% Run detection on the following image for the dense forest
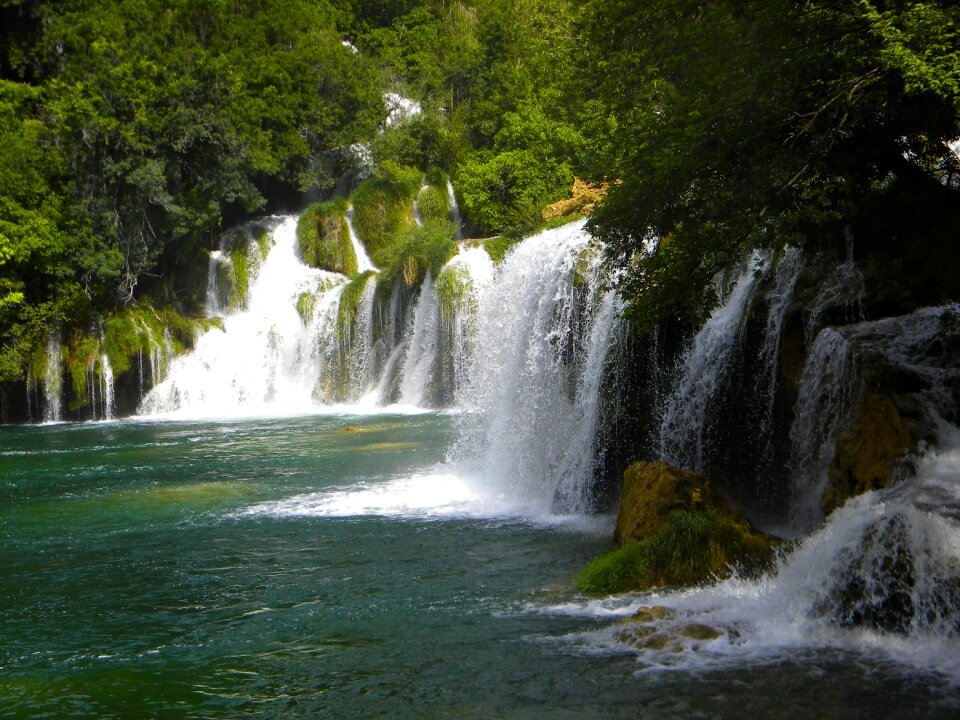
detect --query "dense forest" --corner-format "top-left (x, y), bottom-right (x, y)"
top-left (2, 0), bottom-right (959, 384)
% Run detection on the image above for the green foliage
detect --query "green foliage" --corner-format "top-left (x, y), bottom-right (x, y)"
top-left (482, 236), bottom-right (520, 265)
top-left (576, 509), bottom-right (774, 595)
top-left (433, 264), bottom-right (472, 320)
top-left (376, 219), bottom-right (458, 296)
top-left (457, 149), bottom-right (572, 233)
top-left (350, 165), bottom-right (420, 264)
top-left (417, 184), bottom-right (449, 224)
top-left (297, 200), bottom-right (357, 275)
top-left (583, 0), bottom-right (960, 330)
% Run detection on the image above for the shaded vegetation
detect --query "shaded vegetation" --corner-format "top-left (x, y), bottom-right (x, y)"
top-left (297, 200), bottom-right (357, 275)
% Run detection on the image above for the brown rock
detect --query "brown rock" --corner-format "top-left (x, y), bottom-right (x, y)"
top-left (614, 461), bottom-right (744, 547)
top-left (541, 178), bottom-right (610, 221)
top-left (822, 393), bottom-right (913, 515)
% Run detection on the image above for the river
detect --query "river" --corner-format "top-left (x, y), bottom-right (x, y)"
top-left (2, 414), bottom-right (958, 719)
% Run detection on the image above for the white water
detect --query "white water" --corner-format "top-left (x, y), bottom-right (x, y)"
top-left (658, 251), bottom-right (767, 470)
top-left (539, 439), bottom-right (960, 680)
top-left (756, 247), bottom-right (804, 428)
top-left (789, 327), bottom-right (859, 531)
top-left (100, 353), bottom-right (115, 421)
top-left (346, 206), bottom-right (376, 272)
top-left (43, 333), bottom-right (62, 423)
top-left (141, 217), bottom-right (346, 417)
top-left (451, 220), bottom-right (623, 515)
top-left (447, 180), bottom-right (463, 239)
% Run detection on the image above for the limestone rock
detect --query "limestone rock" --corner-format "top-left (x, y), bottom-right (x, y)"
top-left (614, 461), bottom-right (742, 547)
top-left (541, 178), bottom-right (609, 221)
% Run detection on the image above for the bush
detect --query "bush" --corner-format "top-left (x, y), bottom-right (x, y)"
top-left (456, 149), bottom-right (572, 234)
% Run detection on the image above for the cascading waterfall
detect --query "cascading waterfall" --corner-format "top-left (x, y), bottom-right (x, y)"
top-left (447, 180), bottom-right (463, 239)
top-left (100, 352), bottom-right (115, 421)
top-left (451, 220), bottom-right (623, 514)
top-left (43, 333), bottom-right (62, 423)
top-left (658, 251), bottom-right (767, 470)
top-left (789, 327), bottom-right (859, 531)
top-left (756, 247), bottom-right (804, 429)
top-left (141, 217), bottom-right (345, 416)
top-left (346, 206), bottom-right (376, 272)
top-left (397, 271), bottom-right (442, 407)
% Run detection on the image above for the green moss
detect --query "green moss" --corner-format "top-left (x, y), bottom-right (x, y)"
top-left (577, 509), bottom-right (775, 595)
top-left (483, 235), bottom-right (521, 264)
top-left (255, 229), bottom-right (271, 261)
top-left (296, 199), bottom-right (357, 275)
top-left (64, 334), bottom-right (99, 406)
top-left (350, 166), bottom-right (420, 265)
top-left (296, 292), bottom-right (316, 323)
top-left (230, 246), bottom-right (249, 307)
top-left (425, 166), bottom-right (448, 188)
top-left (434, 264), bottom-right (472, 320)
top-left (376, 219), bottom-right (458, 298)
top-left (337, 271), bottom-right (376, 341)
top-left (417, 184), bottom-right (449, 224)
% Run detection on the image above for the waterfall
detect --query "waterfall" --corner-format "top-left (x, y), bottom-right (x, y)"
top-left (789, 328), bottom-right (859, 530)
top-left (658, 252), bottom-right (767, 470)
top-left (756, 247), bottom-right (804, 428)
top-left (43, 333), bottom-right (62, 423)
top-left (205, 250), bottom-right (223, 317)
top-left (100, 352), bottom-right (115, 420)
top-left (452, 220), bottom-right (623, 514)
top-left (398, 271), bottom-right (441, 406)
top-left (346, 206), bottom-right (377, 272)
top-left (140, 217), bottom-right (345, 416)
top-left (805, 231), bottom-right (865, 344)
top-left (447, 180), bottom-right (463, 240)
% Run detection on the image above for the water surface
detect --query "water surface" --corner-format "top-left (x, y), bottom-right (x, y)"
top-left (1, 416), bottom-right (956, 718)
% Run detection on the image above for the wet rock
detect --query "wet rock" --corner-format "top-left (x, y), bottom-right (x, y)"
top-left (822, 393), bottom-right (913, 515)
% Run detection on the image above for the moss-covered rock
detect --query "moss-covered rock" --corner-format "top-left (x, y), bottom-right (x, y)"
top-left (434, 263), bottom-right (473, 320)
top-left (578, 461), bottom-right (776, 595)
top-left (417, 183), bottom-right (449, 224)
top-left (351, 163), bottom-right (420, 266)
top-left (297, 200), bottom-right (357, 275)
top-left (822, 392), bottom-right (916, 515)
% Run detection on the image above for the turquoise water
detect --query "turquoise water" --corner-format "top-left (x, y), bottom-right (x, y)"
top-left (2, 415), bottom-right (958, 719)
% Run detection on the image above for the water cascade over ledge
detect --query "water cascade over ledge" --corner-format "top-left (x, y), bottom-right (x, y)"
top-left (139, 215), bottom-right (622, 514)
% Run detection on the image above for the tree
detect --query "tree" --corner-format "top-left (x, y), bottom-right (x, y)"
top-left (582, 0), bottom-right (960, 328)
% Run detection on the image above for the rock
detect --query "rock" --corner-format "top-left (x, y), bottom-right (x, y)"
top-left (541, 178), bottom-right (610, 221)
top-left (822, 393), bottom-right (914, 515)
top-left (614, 461), bottom-right (743, 547)
top-left (578, 462), bottom-right (777, 594)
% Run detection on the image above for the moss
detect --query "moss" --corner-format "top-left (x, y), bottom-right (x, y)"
top-left (337, 271), bottom-right (376, 342)
top-left (296, 199), bottom-right (357, 275)
top-left (434, 263), bottom-right (473, 320)
top-left (255, 229), bottom-right (271, 261)
top-left (417, 184), bottom-right (449, 224)
top-left (64, 333), bottom-right (100, 407)
top-left (577, 509), bottom-right (775, 595)
top-left (350, 166), bottom-right (420, 265)
top-left (375, 219), bottom-right (458, 299)
top-left (296, 292), bottom-right (316, 323)
top-left (483, 235), bottom-right (522, 264)
top-left (230, 246), bottom-right (249, 307)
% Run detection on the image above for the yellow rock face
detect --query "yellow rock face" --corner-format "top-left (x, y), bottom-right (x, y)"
top-left (541, 178), bottom-right (610, 221)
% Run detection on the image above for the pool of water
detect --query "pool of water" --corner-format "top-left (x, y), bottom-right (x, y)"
top-left (1, 415), bottom-right (957, 718)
